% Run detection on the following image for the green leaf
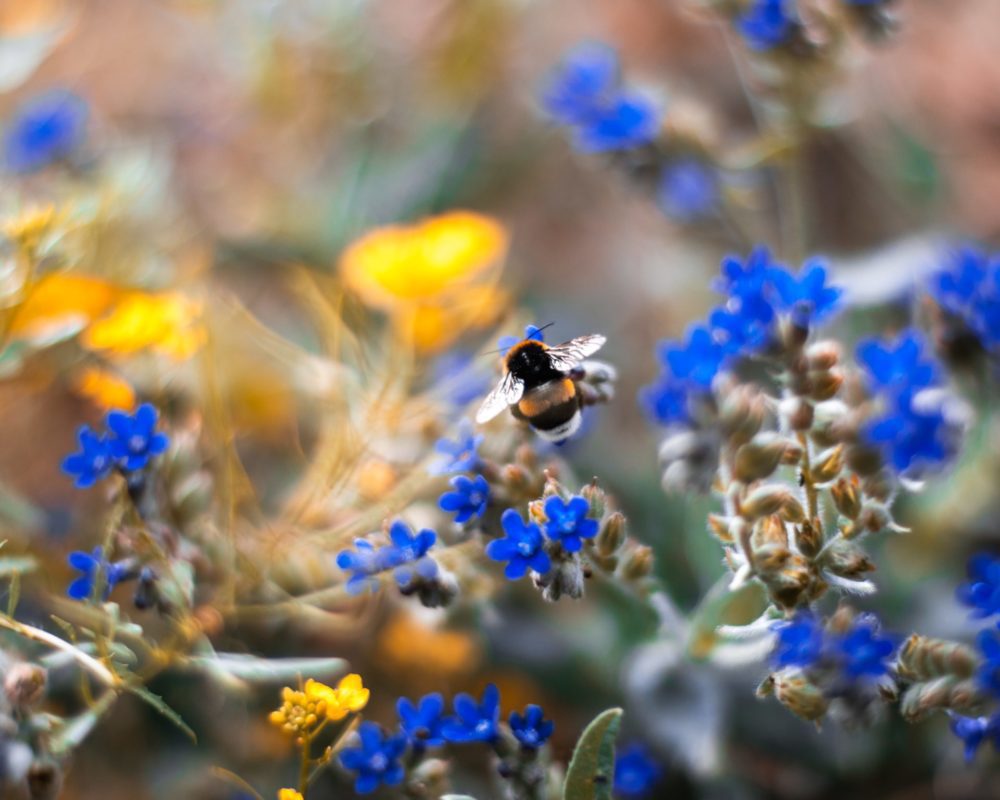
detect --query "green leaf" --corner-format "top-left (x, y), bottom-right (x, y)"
top-left (563, 707), bottom-right (623, 800)
top-left (127, 684), bottom-right (197, 743)
top-left (686, 577), bottom-right (768, 660)
top-left (48, 694), bottom-right (116, 756)
top-left (187, 654), bottom-right (348, 687)
top-left (6, 572), bottom-right (19, 617)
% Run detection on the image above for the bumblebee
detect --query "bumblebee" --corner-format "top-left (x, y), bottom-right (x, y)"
top-left (475, 332), bottom-right (615, 442)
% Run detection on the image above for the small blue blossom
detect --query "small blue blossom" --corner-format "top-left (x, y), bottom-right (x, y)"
top-left (5, 89), bottom-right (88, 172)
top-left (485, 509), bottom-right (551, 580)
top-left (857, 331), bottom-right (939, 394)
top-left (61, 426), bottom-right (114, 489)
top-left (508, 705), bottom-right (554, 749)
top-left (383, 520), bottom-right (438, 588)
top-left (66, 547), bottom-right (128, 601)
top-left (542, 495), bottom-right (598, 553)
top-left (865, 388), bottom-right (952, 473)
top-left (833, 614), bottom-right (897, 680)
top-left (931, 246), bottom-right (990, 315)
top-left (397, 693), bottom-right (447, 748)
top-left (542, 43), bottom-right (659, 153)
top-left (767, 261), bottom-right (842, 326)
top-left (658, 158), bottom-right (719, 222)
top-left (770, 613), bottom-right (825, 669)
top-left (976, 628), bottom-right (1000, 697)
top-left (336, 540), bottom-right (383, 594)
top-left (738, 0), bottom-right (797, 52)
top-left (949, 713), bottom-right (1000, 763)
top-left (338, 721), bottom-right (407, 795)
top-left (430, 419), bottom-right (483, 475)
top-left (638, 373), bottom-right (691, 426)
top-left (660, 325), bottom-right (728, 389)
top-left (439, 474), bottom-right (490, 523)
top-left (106, 403), bottom-right (169, 472)
top-left (613, 743), bottom-right (663, 798)
top-left (432, 351), bottom-right (494, 407)
top-left (957, 553), bottom-right (1000, 620)
top-left (498, 324), bottom-right (546, 357)
top-left (442, 683), bottom-right (500, 743)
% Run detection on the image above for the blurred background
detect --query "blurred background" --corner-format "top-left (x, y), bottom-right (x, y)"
top-left (2, 0), bottom-right (1000, 798)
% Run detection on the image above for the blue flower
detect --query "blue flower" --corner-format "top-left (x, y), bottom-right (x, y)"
top-left (67, 547), bottom-right (128, 601)
top-left (336, 540), bottom-right (383, 594)
top-left (498, 324), bottom-right (546, 357)
top-left (384, 521), bottom-right (439, 589)
top-left (833, 614), bottom-right (897, 680)
top-left (338, 721), bottom-right (407, 794)
top-left (397, 693), bottom-right (447, 748)
top-left (439, 474), bottom-right (490, 523)
top-left (856, 331), bottom-right (939, 394)
top-left (5, 89), bottom-right (88, 172)
top-left (767, 261), bottom-right (842, 325)
top-left (949, 713), bottom-right (1000, 763)
top-left (432, 351), bottom-right (494, 407)
top-left (638, 373), bottom-right (691, 426)
top-left (770, 613), bottom-right (825, 669)
top-left (508, 705), bottom-right (554, 749)
top-left (976, 628), bottom-right (1000, 697)
top-left (542, 44), bottom-right (659, 153)
top-left (865, 388), bottom-right (951, 473)
top-left (931, 246), bottom-right (990, 315)
top-left (738, 0), bottom-right (797, 52)
top-left (485, 509), bottom-right (551, 580)
top-left (61, 425), bottom-right (114, 489)
top-left (660, 325), bottom-right (728, 389)
top-left (542, 495), bottom-right (598, 553)
top-left (105, 403), bottom-right (169, 472)
top-left (442, 683), bottom-right (500, 743)
top-left (957, 553), bottom-right (1000, 620)
top-left (613, 743), bottom-right (662, 798)
top-left (430, 420), bottom-right (483, 475)
top-left (658, 159), bottom-right (718, 222)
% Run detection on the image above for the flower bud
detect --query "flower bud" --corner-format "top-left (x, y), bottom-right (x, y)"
top-left (809, 369), bottom-right (843, 402)
top-left (741, 485), bottom-right (797, 520)
top-left (774, 673), bottom-right (829, 721)
top-left (795, 519), bottom-right (823, 558)
top-left (861, 470), bottom-right (894, 503)
top-left (809, 445), bottom-right (843, 484)
top-left (753, 543), bottom-right (791, 574)
top-left (858, 504), bottom-right (890, 535)
top-left (845, 444), bottom-right (883, 476)
top-left (756, 514), bottom-right (789, 548)
top-left (596, 512), bottom-right (626, 556)
top-left (515, 444), bottom-right (538, 469)
top-left (733, 434), bottom-right (788, 483)
top-left (707, 513), bottom-right (733, 543)
top-left (3, 663), bottom-right (46, 709)
top-left (830, 476), bottom-right (861, 519)
top-left (897, 635), bottom-right (977, 681)
top-left (501, 464), bottom-right (531, 494)
top-left (822, 540), bottom-right (875, 579)
top-left (806, 341), bottom-right (841, 371)
top-left (620, 545), bottom-right (654, 582)
top-left (719, 386), bottom-right (766, 446)
top-left (579, 482), bottom-right (606, 520)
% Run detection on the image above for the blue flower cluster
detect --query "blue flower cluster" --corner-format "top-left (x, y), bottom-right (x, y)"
top-left (857, 331), bottom-right (955, 473)
top-left (641, 247), bottom-right (842, 425)
top-left (485, 496), bottom-right (598, 580)
top-left (614, 743), bottom-right (663, 798)
top-left (4, 89), bottom-right (88, 172)
top-left (541, 43), bottom-right (659, 153)
top-left (339, 685), bottom-right (554, 794)
top-left (430, 419), bottom-right (483, 475)
top-left (66, 546), bottom-right (129, 601)
top-left (950, 713), bottom-right (1000, 763)
top-left (738, 0), bottom-right (798, 52)
top-left (770, 612), bottom-right (897, 681)
top-left (336, 521), bottom-right (437, 594)
top-left (61, 404), bottom-right (170, 489)
top-left (929, 245), bottom-right (1000, 349)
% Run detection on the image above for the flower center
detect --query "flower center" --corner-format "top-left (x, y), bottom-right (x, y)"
top-left (370, 752), bottom-right (388, 772)
top-left (516, 541), bottom-right (534, 556)
top-left (475, 719), bottom-right (492, 735)
top-left (129, 434), bottom-right (146, 453)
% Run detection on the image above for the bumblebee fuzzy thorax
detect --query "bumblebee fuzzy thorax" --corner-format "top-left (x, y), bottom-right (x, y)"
top-left (504, 340), bottom-right (562, 389)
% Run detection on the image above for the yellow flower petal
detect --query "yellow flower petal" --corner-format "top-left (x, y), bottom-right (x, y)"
top-left (82, 291), bottom-right (204, 361)
top-left (278, 790), bottom-right (304, 800)
top-left (8, 273), bottom-right (119, 340)
top-left (72, 367), bottom-right (136, 411)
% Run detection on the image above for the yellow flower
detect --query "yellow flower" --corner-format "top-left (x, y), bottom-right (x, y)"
top-left (339, 211), bottom-right (509, 353)
top-left (329, 673), bottom-right (370, 719)
top-left (278, 790), bottom-right (303, 800)
top-left (8, 273), bottom-right (119, 341)
top-left (82, 291), bottom-right (205, 360)
top-left (72, 367), bottom-right (136, 411)
top-left (268, 674), bottom-right (369, 736)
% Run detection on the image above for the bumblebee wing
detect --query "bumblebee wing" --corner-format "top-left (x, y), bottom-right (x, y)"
top-left (475, 370), bottom-right (525, 423)
top-left (545, 334), bottom-right (607, 372)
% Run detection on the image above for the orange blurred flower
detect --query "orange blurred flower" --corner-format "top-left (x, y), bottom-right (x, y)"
top-left (7, 273), bottom-right (119, 341)
top-left (82, 291), bottom-right (205, 360)
top-left (72, 367), bottom-right (136, 411)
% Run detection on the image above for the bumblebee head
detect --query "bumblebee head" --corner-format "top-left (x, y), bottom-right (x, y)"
top-left (504, 339), bottom-right (559, 384)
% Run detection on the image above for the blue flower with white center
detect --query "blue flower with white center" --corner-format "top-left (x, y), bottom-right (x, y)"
top-left (106, 403), bottom-right (169, 472)
top-left (542, 495), bottom-right (598, 553)
top-left (613, 743), bottom-right (663, 798)
top-left (397, 693), bottom-right (447, 748)
top-left (638, 373), bottom-right (691, 426)
top-left (336, 540), bottom-right (382, 594)
top-left (957, 553), bottom-right (1000, 620)
top-left (949, 713), bottom-right (1000, 763)
top-left (5, 89), bottom-right (88, 173)
top-left (439, 474), bottom-right (490, 523)
top-left (441, 683), bottom-right (500, 743)
top-left (738, 0), bottom-right (797, 52)
top-left (497, 324), bottom-right (546, 357)
top-left (660, 325), bottom-right (728, 389)
top-left (61, 425), bottom-right (114, 489)
top-left (430, 419), bottom-right (483, 475)
top-left (976, 628), bottom-right (1000, 696)
top-left (857, 331), bottom-right (939, 394)
top-left (485, 508), bottom-right (551, 580)
top-left (338, 721), bottom-right (407, 795)
top-left (658, 158), bottom-right (719, 222)
top-left (509, 705), bottom-right (554, 749)
top-left (865, 388), bottom-right (952, 473)
top-left (66, 547), bottom-right (128, 601)
top-left (767, 261), bottom-right (842, 326)
top-left (833, 614), bottom-right (897, 680)
top-left (770, 613), bottom-right (825, 669)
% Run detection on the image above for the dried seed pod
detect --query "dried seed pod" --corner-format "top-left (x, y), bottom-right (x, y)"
top-left (795, 518), bottom-right (823, 559)
top-left (809, 369), bottom-right (843, 402)
top-left (596, 512), bottom-right (626, 556)
top-left (718, 385), bottom-right (766, 446)
top-left (707, 513), bottom-right (734, 543)
top-left (821, 540), bottom-right (875, 579)
top-left (774, 673), bottom-right (829, 721)
top-left (741, 485), bottom-right (797, 520)
top-left (830, 476), bottom-right (862, 519)
top-left (809, 445), bottom-right (844, 484)
top-left (733, 434), bottom-right (789, 483)
top-left (896, 635), bottom-right (977, 681)
top-left (619, 544), bottom-right (654, 582)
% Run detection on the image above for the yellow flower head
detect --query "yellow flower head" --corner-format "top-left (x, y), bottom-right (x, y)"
top-left (72, 367), bottom-right (136, 411)
top-left (268, 674), bottom-right (369, 737)
top-left (8, 273), bottom-right (119, 341)
top-left (330, 672), bottom-right (370, 718)
top-left (82, 291), bottom-right (205, 361)
top-left (278, 790), bottom-right (303, 800)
